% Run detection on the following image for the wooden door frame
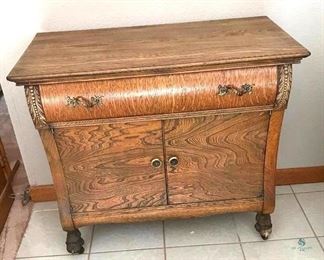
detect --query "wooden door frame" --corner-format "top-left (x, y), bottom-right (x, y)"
top-left (0, 138), bottom-right (20, 233)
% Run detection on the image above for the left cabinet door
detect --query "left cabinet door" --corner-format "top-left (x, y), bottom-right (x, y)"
top-left (54, 121), bottom-right (166, 213)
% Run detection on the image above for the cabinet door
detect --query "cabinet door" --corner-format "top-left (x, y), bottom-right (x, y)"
top-left (55, 121), bottom-right (166, 213)
top-left (164, 112), bottom-right (269, 204)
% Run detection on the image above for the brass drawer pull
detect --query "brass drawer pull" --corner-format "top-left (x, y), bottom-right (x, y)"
top-left (218, 84), bottom-right (253, 96)
top-left (151, 158), bottom-right (162, 168)
top-left (168, 156), bottom-right (179, 167)
top-left (66, 95), bottom-right (103, 108)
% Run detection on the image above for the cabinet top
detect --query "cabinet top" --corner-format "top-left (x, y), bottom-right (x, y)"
top-left (7, 16), bottom-right (309, 86)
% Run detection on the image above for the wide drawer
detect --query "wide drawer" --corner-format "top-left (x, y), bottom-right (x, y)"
top-left (40, 66), bottom-right (277, 123)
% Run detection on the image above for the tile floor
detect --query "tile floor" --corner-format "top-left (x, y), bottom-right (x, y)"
top-left (15, 183), bottom-right (324, 260)
top-left (0, 96), bottom-right (32, 260)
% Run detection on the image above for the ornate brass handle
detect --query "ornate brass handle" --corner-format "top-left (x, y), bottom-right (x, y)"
top-left (168, 156), bottom-right (179, 167)
top-left (66, 95), bottom-right (103, 108)
top-left (218, 84), bottom-right (253, 96)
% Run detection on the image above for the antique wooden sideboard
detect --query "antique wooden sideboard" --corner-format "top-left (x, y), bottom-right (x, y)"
top-left (7, 17), bottom-right (309, 254)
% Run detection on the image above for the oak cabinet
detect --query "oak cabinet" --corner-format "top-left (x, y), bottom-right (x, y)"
top-left (7, 16), bottom-right (309, 254)
top-left (165, 112), bottom-right (268, 205)
top-left (55, 121), bottom-right (167, 212)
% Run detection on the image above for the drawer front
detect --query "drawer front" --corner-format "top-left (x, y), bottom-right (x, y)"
top-left (40, 67), bottom-right (277, 123)
top-left (54, 121), bottom-right (166, 213)
top-left (164, 112), bottom-right (269, 204)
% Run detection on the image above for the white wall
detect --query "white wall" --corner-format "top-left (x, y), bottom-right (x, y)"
top-left (0, 0), bottom-right (323, 185)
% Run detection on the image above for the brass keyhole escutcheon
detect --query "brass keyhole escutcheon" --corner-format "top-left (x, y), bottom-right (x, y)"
top-left (169, 156), bottom-right (179, 167)
top-left (151, 158), bottom-right (162, 168)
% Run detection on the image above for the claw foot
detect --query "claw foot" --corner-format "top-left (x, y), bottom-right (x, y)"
top-left (255, 213), bottom-right (272, 240)
top-left (66, 229), bottom-right (85, 254)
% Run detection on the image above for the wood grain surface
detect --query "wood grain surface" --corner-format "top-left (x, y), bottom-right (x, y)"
top-left (49, 105), bottom-right (274, 129)
top-left (29, 184), bottom-right (57, 202)
top-left (276, 166), bottom-right (324, 185)
top-left (40, 67), bottom-right (277, 122)
top-left (28, 164), bottom-right (324, 203)
top-left (7, 17), bottom-right (309, 85)
top-left (72, 197), bottom-right (263, 227)
top-left (263, 110), bottom-right (284, 214)
top-left (54, 121), bottom-right (166, 213)
top-left (39, 129), bottom-right (75, 231)
top-left (164, 112), bottom-right (269, 204)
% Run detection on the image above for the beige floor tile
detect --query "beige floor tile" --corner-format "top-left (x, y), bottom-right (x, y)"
top-left (91, 222), bottom-right (163, 253)
top-left (242, 238), bottom-right (324, 260)
top-left (164, 214), bottom-right (238, 247)
top-left (0, 165), bottom-right (32, 260)
top-left (16, 255), bottom-right (88, 260)
top-left (276, 185), bottom-right (293, 194)
top-left (166, 244), bottom-right (244, 260)
top-left (33, 201), bottom-right (58, 212)
top-left (296, 191), bottom-right (324, 236)
top-left (291, 182), bottom-right (324, 193)
top-left (0, 99), bottom-right (22, 163)
top-left (234, 194), bottom-right (314, 242)
top-left (16, 210), bottom-right (92, 257)
top-left (90, 249), bottom-right (164, 260)
top-left (0, 97), bottom-right (8, 114)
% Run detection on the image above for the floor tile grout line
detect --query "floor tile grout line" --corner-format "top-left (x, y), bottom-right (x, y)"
top-left (240, 236), bottom-right (316, 245)
top-left (237, 230), bottom-right (247, 260)
top-left (16, 253), bottom-right (89, 259)
top-left (88, 236), bottom-right (319, 254)
top-left (293, 190), bottom-right (324, 194)
top-left (239, 242), bottom-right (246, 260)
top-left (32, 208), bottom-right (59, 213)
top-left (232, 214), bottom-right (246, 260)
top-left (293, 191), bottom-right (324, 252)
top-left (162, 221), bottom-right (167, 260)
top-left (16, 248), bottom-right (166, 259)
top-left (290, 183), bottom-right (324, 194)
top-left (166, 241), bottom-right (243, 249)
top-left (89, 247), bottom-right (165, 255)
top-left (18, 236), bottom-right (322, 259)
top-left (164, 236), bottom-right (317, 249)
top-left (87, 225), bottom-right (95, 259)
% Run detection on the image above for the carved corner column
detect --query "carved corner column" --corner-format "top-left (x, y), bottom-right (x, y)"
top-left (24, 85), bottom-right (76, 232)
top-left (275, 64), bottom-right (292, 110)
top-left (25, 86), bottom-right (47, 128)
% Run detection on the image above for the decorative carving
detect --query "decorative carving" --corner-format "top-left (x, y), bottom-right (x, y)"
top-left (275, 64), bottom-right (292, 109)
top-left (25, 86), bottom-right (47, 128)
top-left (255, 213), bottom-right (272, 240)
top-left (218, 84), bottom-right (253, 96)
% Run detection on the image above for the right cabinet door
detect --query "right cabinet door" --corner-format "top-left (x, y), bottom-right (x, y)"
top-left (164, 111), bottom-right (270, 204)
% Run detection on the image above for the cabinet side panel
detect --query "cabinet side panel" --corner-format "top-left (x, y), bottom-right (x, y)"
top-left (165, 112), bottom-right (269, 204)
top-left (263, 110), bottom-right (285, 213)
top-left (54, 121), bottom-right (166, 213)
top-left (39, 129), bottom-right (75, 231)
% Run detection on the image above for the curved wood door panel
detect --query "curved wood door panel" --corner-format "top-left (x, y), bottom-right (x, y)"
top-left (164, 112), bottom-right (269, 204)
top-left (54, 121), bottom-right (166, 213)
top-left (40, 67), bottom-right (277, 122)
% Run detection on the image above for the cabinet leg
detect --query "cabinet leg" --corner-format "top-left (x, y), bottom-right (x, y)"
top-left (255, 213), bottom-right (272, 240)
top-left (66, 229), bottom-right (85, 254)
